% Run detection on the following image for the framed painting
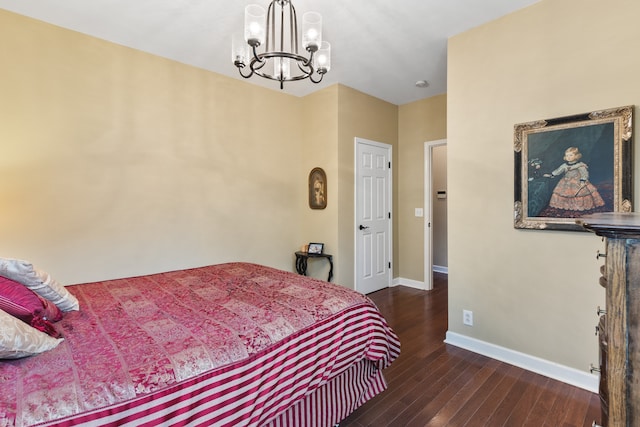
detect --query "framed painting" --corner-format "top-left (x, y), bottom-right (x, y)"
top-left (514, 105), bottom-right (633, 231)
top-left (309, 167), bottom-right (327, 209)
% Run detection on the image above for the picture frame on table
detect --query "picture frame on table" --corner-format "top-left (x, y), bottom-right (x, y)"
top-left (513, 105), bottom-right (633, 231)
top-left (307, 243), bottom-right (324, 254)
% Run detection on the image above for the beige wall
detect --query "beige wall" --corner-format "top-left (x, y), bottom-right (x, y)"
top-left (299, 87), bottom-right (339, 282)
top-left (0, 10), bottom-right (399, 290)
top-left (0, 10), bottom-right (307, 284)
top-left (448, 0), bottom-right (640, 371)
top-left (397, 95), bottom-right (447, 282)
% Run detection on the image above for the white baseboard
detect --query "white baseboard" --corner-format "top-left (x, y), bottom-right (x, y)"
top-left (393, 267), bottom-right (448, 290)
top-left (433, 265), bottom-right (448, 274)
top-left (445, 331), bottom-right (598, 393)
top-left (392, 277), bottom-right (424, 290)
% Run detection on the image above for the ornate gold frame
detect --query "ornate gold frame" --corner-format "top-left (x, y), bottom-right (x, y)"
top-left (514, 105), bottom-right (633, 231)
top-left (308, 167), bottom-right (327, 209)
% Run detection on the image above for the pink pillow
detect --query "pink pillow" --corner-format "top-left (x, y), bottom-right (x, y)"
top-left (0, 257), bottom-right (79, 312)
top-left (0, 276), bottom-right (61, 338)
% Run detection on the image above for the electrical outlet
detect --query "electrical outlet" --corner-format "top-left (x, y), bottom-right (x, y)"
top-left (463, 309), bottom-right (473, 326)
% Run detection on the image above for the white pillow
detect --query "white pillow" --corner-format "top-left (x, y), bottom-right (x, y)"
top-left (0, 308), bottom-right (63, 359)
top-left (0, 258), bottom-right (79, 312)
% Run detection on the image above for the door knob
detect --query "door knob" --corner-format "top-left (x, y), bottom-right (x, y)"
top-left (359, 225), bottom-right (369, 230)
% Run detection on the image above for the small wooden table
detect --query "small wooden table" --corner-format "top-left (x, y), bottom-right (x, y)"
top-left (295, 251), bottom-right (333, 282)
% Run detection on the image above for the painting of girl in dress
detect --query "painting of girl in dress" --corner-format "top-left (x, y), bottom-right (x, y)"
top-left (514, 105), bottom-right (633, 231)
top-left (542, 146), bottom-right (606, 213)
top-left (525, 122), bottom-right (614, 220)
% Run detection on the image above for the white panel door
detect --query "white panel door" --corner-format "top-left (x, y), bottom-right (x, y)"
top-left (355, 138), bottom-right (392, 294)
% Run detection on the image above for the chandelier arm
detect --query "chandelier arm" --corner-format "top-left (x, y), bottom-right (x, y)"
top-left (251, 58), bottom-right (267, 72)
top-left (237, 65), bottom-right (255, 79)
top-left (250, 44), bottom-right (265, 65)
top-left (301, 47), bottom-right (316, 67)
top-left (296, 60), bottom-right (313, 76)
top-left (308, 71), bottom-right (325, 84)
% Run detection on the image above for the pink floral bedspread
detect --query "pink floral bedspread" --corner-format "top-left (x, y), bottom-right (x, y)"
top-left (0, 263), bottom-right (400, 426)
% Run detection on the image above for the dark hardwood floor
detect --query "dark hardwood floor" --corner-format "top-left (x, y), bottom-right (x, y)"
top-left (340, 273), bottom-right (601, 427)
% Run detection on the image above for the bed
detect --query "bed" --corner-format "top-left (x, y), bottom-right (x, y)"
top-left (0, 262), bottom-right (400, 427)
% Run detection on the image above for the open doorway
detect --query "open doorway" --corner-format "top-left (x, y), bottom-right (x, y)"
top-left (424, 140), bottom-right (447, 290)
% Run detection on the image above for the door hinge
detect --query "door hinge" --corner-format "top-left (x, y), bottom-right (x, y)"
top-left (388, 161), bottom-right (391, 169)
top-left (388, 262), bottom-right (391, 269)
top-left (388, 212), bottom-right (391, 219)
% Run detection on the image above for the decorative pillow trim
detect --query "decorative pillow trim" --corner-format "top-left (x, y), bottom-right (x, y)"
top-left (37, 295), bottom-right (64, 322)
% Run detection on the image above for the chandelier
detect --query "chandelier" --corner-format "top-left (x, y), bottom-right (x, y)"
top-left (232, 0), bottom-right (331, 90)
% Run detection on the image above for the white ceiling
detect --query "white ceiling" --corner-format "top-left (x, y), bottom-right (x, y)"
top-left (0, 0), bottom-right (540, 105)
